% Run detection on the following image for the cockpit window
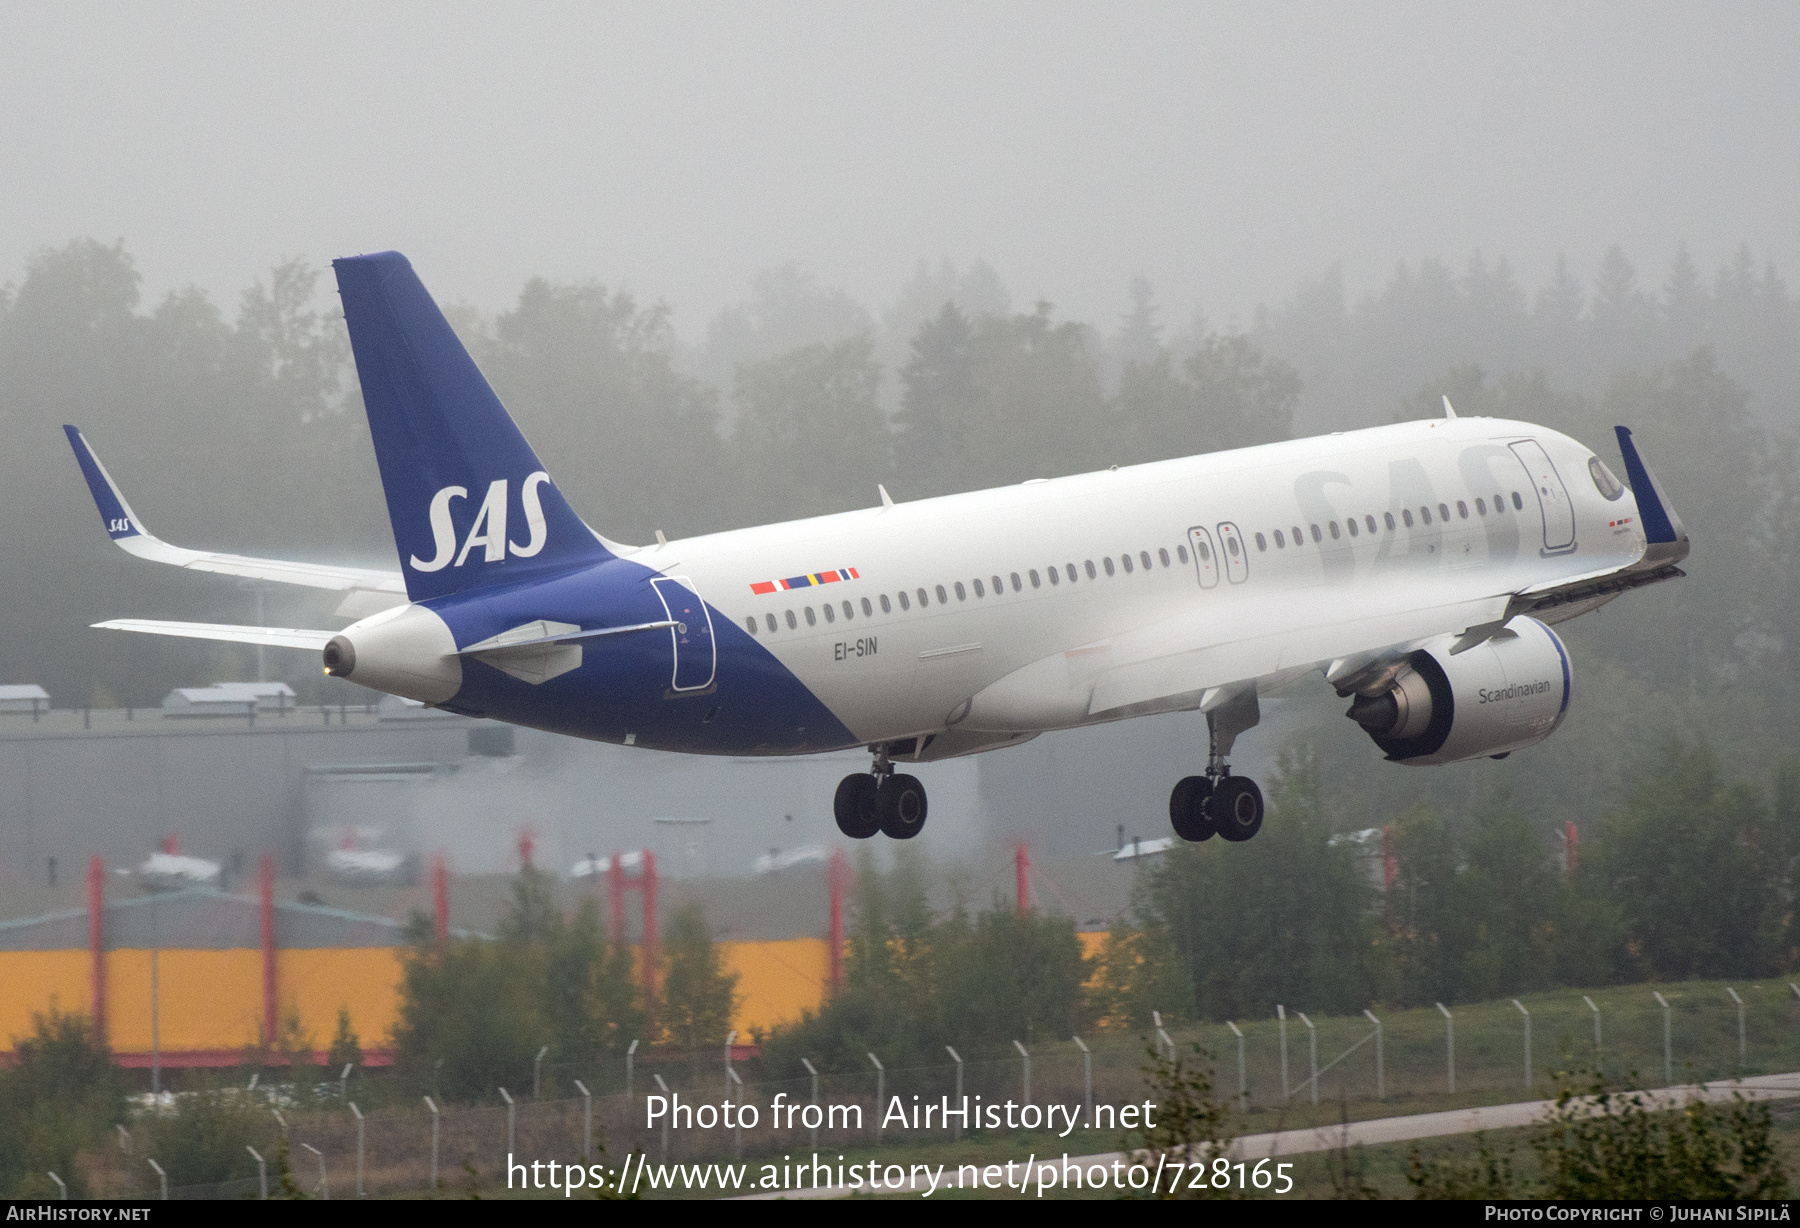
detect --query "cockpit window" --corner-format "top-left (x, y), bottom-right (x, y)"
top-left (1589, 456), bottom-right (1626, 501)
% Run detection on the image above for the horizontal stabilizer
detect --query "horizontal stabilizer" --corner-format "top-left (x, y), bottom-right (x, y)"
top-left (63, 425), bottom-right (406, 595)
top-left (91, 620), bottom-right (337, 650)
top-left (453, 619), bottom-right (678, 657)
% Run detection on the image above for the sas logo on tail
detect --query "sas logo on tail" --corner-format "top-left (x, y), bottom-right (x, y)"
top-left (410, 474), bottom-right (551, 573)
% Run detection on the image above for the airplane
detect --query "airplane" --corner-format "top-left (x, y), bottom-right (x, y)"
top-left (64, 251), bottom-right (1690, 844)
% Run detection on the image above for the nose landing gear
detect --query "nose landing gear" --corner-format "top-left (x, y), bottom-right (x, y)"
top-left (1169, 688), bottom-right (1265, 843)
top-left (834, 744), bottom-right (928, 840)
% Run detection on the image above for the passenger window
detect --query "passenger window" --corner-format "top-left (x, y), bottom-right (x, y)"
top-left (1011, 572), bottom-right (1022, 591)
top-left (1420, 506), bottom-right (1432, 525)
top-left (1457, 500), bottom-right (1468, 519)
top-left (1328, 521), bottom-right (1340, 540)
top-left (1032, 569), bottom-right (1044, 587)
top-left (766, 613), bottom-right (778, 633)
top-left (1347, 518), bottom-right (1359, 537)
top-left (1158, 547), bottom-right (1170, 566)
top-left (1084, 561), bottom-right (1096, 579)
top-left (972, 579), bottom-right (984, 598)
top-left (1365, 515), bottom-right (1377, 534)
top-left (1310, 524), bottom-right (1322, 543)
top-left (1439, 503), bottom-right (1450, 521)
top-left (1066, 563), bottom-right (1078, 583)
top-left (843, 600), bottom-right (854, 619)
top-left (1512, 491), bottom-right (1524, 510)
top-left (937, 585), bottom-right (950, 604)
top-left (1177, 545), bottom-right (1189, 564)
top-left (992, 575), bottom-right (1004, 594)
top-left (917, 588), bottom-right (930, 607)
top-left (1228, 536), bottom-right (1241, 556)
top-left (1196, 541), bottom-right (1211, 562)
top-left (823, 604), bottom-right (835, 623)
top-left (1494, 492), bottom-right (1505, 512)
top-left (1402, 509), bottom-right (1414, 528)
top-left (879, 594), bottom-right (891, 614)
top-left (1254, 533), bottom-right (1267, 551)
top-left (899, 591), bottom-right (911, 611)
top-left (1475, 498), bottom-right (1487, 516)
top-left (1273, 529), bottom-right (1285, 548)
top-left (1292, 525), bottom-right (1304, 544)
top-left (746, 617), bottom-right (757, 634)
top-left (805, 607), bottom-right (817, 626)
top-left (786, 610), bottom-right (798, 629)
top-left (1103, 557), bottom-right (1116, 576)
top-left (861, 597), bottom-right (873, 616)
top-left (1139, 551), bottom-right (1152, 570)
top-left (1384, 512), bottom-right (1395, 530)
top-left (1120, 555), bottom-right (1132, 574)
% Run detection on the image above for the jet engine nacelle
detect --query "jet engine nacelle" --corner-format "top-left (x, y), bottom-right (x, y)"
top-left (1346, 617), bottom-right (1570, 765)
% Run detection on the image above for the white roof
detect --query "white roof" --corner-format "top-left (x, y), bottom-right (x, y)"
top-left (173, 682), bottom-right (296, 700)
top-left (1113, 836), bottom-right (1175, 861)
top-left (0, 685), bottom-right (49, 700)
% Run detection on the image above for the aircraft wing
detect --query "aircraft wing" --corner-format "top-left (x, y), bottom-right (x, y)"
top-left (91, 620), bottom-right (338, 650)
top-left (63, 426), bottom-right (407, 612)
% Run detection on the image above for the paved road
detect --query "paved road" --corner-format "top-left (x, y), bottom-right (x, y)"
top-left (738, 1072), bottom-right (1800, 1199)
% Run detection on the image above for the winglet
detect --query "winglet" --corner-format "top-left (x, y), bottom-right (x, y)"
top-left (63, 425), bottom-right (151, 543)
top-left (1614, 425), bottom-right (1689, 562)
top-left (1442, 396), bottom-right (1457, 419)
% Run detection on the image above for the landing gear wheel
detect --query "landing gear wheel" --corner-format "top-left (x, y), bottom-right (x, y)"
top-left (1169, 775), bottom-right (1215, 842)
top-left (876, 773), bottom-right (928, 840)
top-left (1207, 776), bottom-right (1264, 842)
top-left (833, 774), bottom-right (881, 839)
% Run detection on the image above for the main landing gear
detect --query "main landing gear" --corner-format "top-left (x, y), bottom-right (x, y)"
top-left (1169, 688), bottom-right (1265, 843)
top-left (834, 744), bottom-right (928, 841)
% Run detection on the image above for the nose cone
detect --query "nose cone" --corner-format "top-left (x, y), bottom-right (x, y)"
top-left (325, 604), bottom-right (462, 704)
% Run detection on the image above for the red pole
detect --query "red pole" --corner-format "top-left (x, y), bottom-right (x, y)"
top-left (827, 849), bottom-right (847, 995)
top-left (641, 850), bottom-right (658, 1025)
top-left (1381, 825), bottom-right (1398, 893)
top-left (258, 854), bottom-right (277, 1047)
top-left (517, 829), bottom-right (535, 871)
top-left (87, 856), bottom-right (105, 1041)
top-left (431, 855), bottom-right (449, 942)
top-left (1564, 821), bottom-right (1579, 878)
top-left (163, 834), bottom-right (177, 855)
top-left (1015, 843), bottom-right (1030, 913)
top-left (608, 850), bottom-right (625, 940)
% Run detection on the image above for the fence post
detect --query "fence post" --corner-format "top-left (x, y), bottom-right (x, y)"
top-left (945, 1047), bottom-right (964, 1141)
top-left (627, 1038), bottom-right (638, 1103)
top-left (349, 1102), bottom-right (364, 1197)
top-left (1727, 988), bottom-right (1746, 1068)
top-left (534, 1046), bottom-right (548, 1100)
top-left (575, 1080), bottom-right (592, 1160)
top-left (1363, 1009), bottom-right (1384, 1101)
top-left (423, 1096), bottom-right (439, 1190)
top-left (1583, 995), bottom-right (1602, 1068)
top-left (653, 1075), bottom-right (671, 1160)
top-left (867, 1053), bottom-right (885, 1143)
top-left (1224, 1022), bottom-right (1245, 1111)
top-left (1152, 1010), bottom-right (1164, 1058)
top-left (1436, 1003), bottom-right (1454, 1094)
top-left (147, 1158), bottom-right (168, 1201)
top-left (499, 1087), bottom-right (515, 1161)
top-left (728, 1067), bottom-right (745, 1160)
top-left (340, 1062), bottom-right (354, 1103)
top-left (244, 1147), bottom-right (265, 1201)
top-left (300, 1142), bottom-right (328, 1200)
top-left (1073, 1036), bottom-right (1093, 1123)
top-left (1296, 1012), bottom-right (1318, 1105)
top-left (47, 1172), bottom-right (65, 1200)
top-left (1653, 991), bottom-right (1672, 1086)
top-left (725, 1030), bottom-right (737, 1096)
top-left (1277, 1005), bottom-right (1289, 1100)
top-left (802, 1059), bottom-right (820, 1150)
top-left (1512, 1000), bottom-right (1531, 1090)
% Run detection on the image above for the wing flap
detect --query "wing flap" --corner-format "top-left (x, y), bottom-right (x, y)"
top-left (91, 620), bottom-right (337, 650)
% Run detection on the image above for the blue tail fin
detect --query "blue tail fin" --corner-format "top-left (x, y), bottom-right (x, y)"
top-left (334, 252), bottom-right (614, 602)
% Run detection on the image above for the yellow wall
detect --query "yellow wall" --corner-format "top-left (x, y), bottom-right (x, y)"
top-left (0, 951), bottom-right (90, 1049)
top-left (277, 948), bottom-right (404, 1052)
top-left (719, 938), bottom-right (828, 1035)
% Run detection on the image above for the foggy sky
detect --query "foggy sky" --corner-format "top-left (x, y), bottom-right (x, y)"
top-left (4, 1), bottom-right (1796, 337)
